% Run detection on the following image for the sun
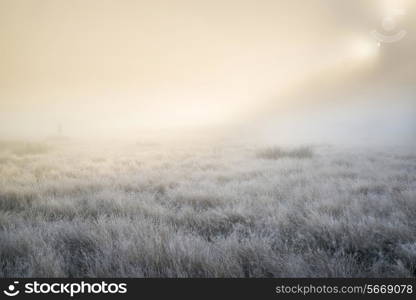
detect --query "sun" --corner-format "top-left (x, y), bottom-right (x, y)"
top-left (350, 38), bottom-right (380, 61)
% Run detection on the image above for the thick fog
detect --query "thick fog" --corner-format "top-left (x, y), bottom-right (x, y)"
top-left (0, 0), bottom-right (414, 145)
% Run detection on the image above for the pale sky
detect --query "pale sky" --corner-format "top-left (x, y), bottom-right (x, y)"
top-left (0, 0), bottom-right (414, 138)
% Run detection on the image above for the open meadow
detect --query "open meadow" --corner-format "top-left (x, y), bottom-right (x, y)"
top-left (0, 138), bottom-right (415, 277)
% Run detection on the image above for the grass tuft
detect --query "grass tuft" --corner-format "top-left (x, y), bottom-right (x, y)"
top-left (256, 146), bottom-right (314, 160)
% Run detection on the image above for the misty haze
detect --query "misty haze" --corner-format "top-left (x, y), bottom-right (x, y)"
top-left (0, 0), bottom-right (415, 277)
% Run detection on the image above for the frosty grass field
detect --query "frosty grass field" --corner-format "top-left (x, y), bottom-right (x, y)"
top-left (0, 138), bottom-right (415, 277)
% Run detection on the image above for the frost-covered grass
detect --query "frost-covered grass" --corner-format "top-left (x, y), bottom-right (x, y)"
top-left (0, 138), bottom-right (415, 277)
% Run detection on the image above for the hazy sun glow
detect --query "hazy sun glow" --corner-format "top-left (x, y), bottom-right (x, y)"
top-left (0, 1), bottom-right (414, 140)
top-left (350, 38), bottom-right (380, 60)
